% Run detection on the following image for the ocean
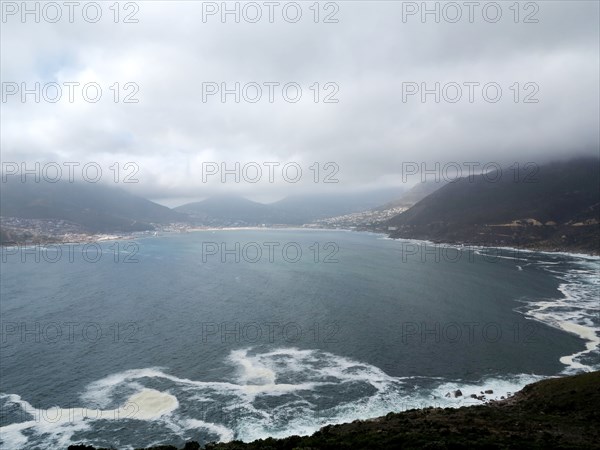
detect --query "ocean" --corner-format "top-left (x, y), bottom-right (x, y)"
top-left (1, 229), bottom-right (598, 449)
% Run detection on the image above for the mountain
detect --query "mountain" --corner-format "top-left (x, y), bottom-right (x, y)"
top-left (387, 157), bottom-right (600, 253)
top-left (271, 189), bottom-right (406, 222)
top-left (176, 189), bottom-right (405, 226)
top-left (375, 180), bottom-right (446, 211)
top-left (0, 180), bottom-right (185, 233)
top-left (175, 195), bottom-right (275, 225)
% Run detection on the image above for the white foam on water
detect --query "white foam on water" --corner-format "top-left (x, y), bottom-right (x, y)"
top-left (516, 257), bottom-right (600, 373)
top-left (80, 367), bottom-right (172, 407)
top-left (117, 389), bottom-right (179, 420)
top-left (182, 419), bottom-right (235, 443)
top-left (1, 348), bottom-right (408, 448)
top-left (230, 349), bottom-right (277, 385)
top-left (0, 388), bottom-right (180, 449)
top-left (430, 373), bottom-right (546, 406)
top-left (0, 344), bottom-right (582, 449)
top-left (0, 393), bottom-right (100, 449)
top-left (214, 348), bottom-right (415, 442)
top-left (558, 321), bottom-right (600, 371)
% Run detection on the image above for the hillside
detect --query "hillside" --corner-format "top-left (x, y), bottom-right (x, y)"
top-left (375, 180), bottom-right (446, 211)
top-left (175, 195), bottom-right (273, 225)
top-left (0, 180), bottom-right (185, 234)
top-left (68, 371), bottom-right (600, 450)
top-left (387, 158), bottom-right (600, 253)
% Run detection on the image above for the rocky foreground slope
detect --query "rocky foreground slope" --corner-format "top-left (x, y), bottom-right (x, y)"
top-left (69, 371), bottom-right (600, 450)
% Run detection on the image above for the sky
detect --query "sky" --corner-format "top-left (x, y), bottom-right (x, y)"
top-left (1, 0), bottom-right (599, 206)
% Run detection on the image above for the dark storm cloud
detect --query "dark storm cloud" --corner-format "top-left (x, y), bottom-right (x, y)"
top-left (1, 1), bottom-right (598, 202)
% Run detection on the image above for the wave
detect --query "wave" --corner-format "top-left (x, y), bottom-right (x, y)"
top-left (0, 347), bottom-right (550, 449)
top-left (515, 257), bottom-right (600, 373)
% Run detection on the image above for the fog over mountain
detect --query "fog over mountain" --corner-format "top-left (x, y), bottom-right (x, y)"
top-left (2, 1), bottom-right (598, 204)
top-left (388, 157), bottom-right (600, 252)
top-left (176, 188), bottom-right (405, 225)
top-left (0, 178), bottom-right (185, 232)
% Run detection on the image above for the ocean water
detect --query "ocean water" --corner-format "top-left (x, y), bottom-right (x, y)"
top-left (0, 229), bottom-right (598, 449)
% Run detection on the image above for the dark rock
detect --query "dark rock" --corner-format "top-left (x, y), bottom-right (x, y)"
top-left (454, 389), bottom-right (463, 397)
top-left (183, 443), bottom-right (200, 450)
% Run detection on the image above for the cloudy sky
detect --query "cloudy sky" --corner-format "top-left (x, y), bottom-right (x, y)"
top-left (1, 1), bottom-right (599, 205)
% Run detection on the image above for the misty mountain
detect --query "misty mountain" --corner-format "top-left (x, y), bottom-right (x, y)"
top-left (176, 189), bottom-right (405, 225)
top-left (175, 195), bottom-right (274, 225)
top-left (0, 180), bottom-right (185, 233)
top-left (388, 157), bottom-right (600, 252)
top-left (374, 180), bottom-right (446, 211)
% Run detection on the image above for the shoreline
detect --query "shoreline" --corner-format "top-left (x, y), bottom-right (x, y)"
top-left (66, 371), bottom-right (600, 450)
top-left (2, 225), bottom-right (598, 259)
top-left (377, 231), bottom-right (600, 259)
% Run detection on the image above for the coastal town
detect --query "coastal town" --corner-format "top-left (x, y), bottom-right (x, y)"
top-left (0, 217), bottom-right (191, 245)
top-left (0, 204), bottom-right (410, 246)
top-left (306, 206), bottom-right (408, 231)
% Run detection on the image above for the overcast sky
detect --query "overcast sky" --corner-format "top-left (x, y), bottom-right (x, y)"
top-left (1, 1), bottom-right (599, 205)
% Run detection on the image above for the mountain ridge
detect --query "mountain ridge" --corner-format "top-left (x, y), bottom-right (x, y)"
top-left (0, 180), bottom-right (186, 233)
top-left (175, 189), bottom-right (405, 226)
top-left (387, 157), bottom-right (600, 254)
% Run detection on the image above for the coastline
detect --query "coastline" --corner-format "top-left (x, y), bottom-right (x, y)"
top-left (376, 230), bottom-right (600, 258)
top-left (67, 371), bottom-right (600, 450)
top-left (3, 224), bottom-right (598, 258)
top-left (385, 225), bottom-right (600, 257)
